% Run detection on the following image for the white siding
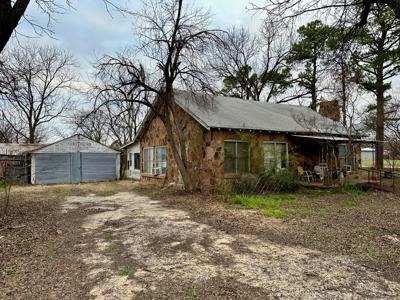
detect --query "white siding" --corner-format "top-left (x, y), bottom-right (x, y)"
top-left (126, 142), bottom-right (140, 180)
top-left (34, 135), bottom-right (118, 154)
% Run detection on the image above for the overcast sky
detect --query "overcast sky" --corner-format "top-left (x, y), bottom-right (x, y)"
top-left (12, 0), bottom-right (267, 140)
top-left (18, 0), bottom-right (263, 74)
top-left (12, 0), bottom-right (397, 141)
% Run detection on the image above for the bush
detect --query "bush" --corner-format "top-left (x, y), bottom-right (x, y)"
top-left (234, 173), bottom-right (259, 194)
top-left (259, 169), bottom-right (300, 193)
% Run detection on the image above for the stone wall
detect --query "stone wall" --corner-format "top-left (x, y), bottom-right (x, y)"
top-left (139, 105), bottom-right (322, 189)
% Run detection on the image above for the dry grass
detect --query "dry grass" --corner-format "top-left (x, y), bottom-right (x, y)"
top-left (137, 184), bottom-right (400, 283)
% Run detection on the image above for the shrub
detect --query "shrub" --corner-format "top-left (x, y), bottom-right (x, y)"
top-left (259, 169), bottom-right (300, 193)
top-left (234, 173), bottom-right (259, 194)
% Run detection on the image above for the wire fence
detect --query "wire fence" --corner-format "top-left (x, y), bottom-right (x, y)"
top-left (0, 155), bottom-right (30, 183)
top-left (359, 168), bottom-right (400, 193)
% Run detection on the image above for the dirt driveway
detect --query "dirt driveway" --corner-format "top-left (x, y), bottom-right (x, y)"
top-left (62, 191), bottom-right (400, 299)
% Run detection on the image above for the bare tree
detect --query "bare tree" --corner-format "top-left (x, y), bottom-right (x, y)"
top-left (210, 22), bottom-right (292, 102)
top-left (91, 69), bottom-right (147, 146)
top-left (0, 118), bottom-right (19, 143)
top-left (104, 101), bottom-right (145, 147)
top-left (0, 0), bottom-right (73, 53)
top-left (95, 0), bottom-right (219, 191)
top-left (251, 0), bottom-right (400, 27)
top-left (0, 45), bottom-right (76, 143)
top-left (0, 0), bottom-right (128, 54)
top-left (72, 109), bottom-right (110, 144)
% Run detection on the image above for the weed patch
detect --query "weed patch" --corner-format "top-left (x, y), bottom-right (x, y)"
top-left (117, 266), bottom-right (131, 277)
top-left (107, 242), bottom-right (122, 252)
top-left (230, 194), bottom-right (304, 219)
top-left (339, 199), bottom-right (357, 208)
top-left (185, 287), bottom-right (201, 298)
top-left (331, 184), bottom-right (367, 197)
top-left (103, 232), bottom-right (113, 241)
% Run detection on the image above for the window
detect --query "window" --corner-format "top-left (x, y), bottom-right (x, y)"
top-left (129, 153), bottom-right (133, 167)
top-left (224, 141), bottom-right (249, 174)
top-left (264, 142), bottom-right (288, 171)
top-left (134, 153), bottom-right (140, 170)
top-left (143, 146), bottom-right (167, 175)
top-left (144, 148), bottom-right (153, 174)
top-left (154, 146), bottom-right (167, 175)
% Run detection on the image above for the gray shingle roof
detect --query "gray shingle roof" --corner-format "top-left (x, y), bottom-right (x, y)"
top-left (174, 91), bottom-right (348, 135)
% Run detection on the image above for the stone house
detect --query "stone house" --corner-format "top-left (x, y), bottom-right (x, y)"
top-left (131, 91), bottom-right (365, 189)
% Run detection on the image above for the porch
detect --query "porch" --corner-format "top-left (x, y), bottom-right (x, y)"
top-left (290, 134), bottom-right (378, 186)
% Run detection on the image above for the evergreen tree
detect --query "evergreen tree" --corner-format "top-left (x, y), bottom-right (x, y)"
top-left (352, 6), bottom-right (400, 169)
top-left (288, 20), bottom-right (332, 110)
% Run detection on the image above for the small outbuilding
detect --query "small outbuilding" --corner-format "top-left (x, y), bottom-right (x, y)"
top-left (30, 134), bottom-right (120, 184)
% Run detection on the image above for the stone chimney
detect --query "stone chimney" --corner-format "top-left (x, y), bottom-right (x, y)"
top-left (319, 100), bottom-right (340, 122)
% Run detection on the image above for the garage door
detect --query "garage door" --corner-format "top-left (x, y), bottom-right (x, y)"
top-left (81, 153), bottom-right (117, 182)
top-left (35, 153), bottom-right (71, 184)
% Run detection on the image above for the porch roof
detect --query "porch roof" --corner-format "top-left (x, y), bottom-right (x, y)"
top-left (291, 135), bottom-right (376, 143)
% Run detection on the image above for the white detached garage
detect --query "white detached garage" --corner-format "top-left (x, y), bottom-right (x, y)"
top-left (30, 134), bottom-right (120, 184)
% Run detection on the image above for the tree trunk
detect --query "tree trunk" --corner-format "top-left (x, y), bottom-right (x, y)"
top-left (0, 0), bottom-right (30, 53)
top-left (310, 55), bottom-right (318, 111)
top-left (162, 101), bottom-right (193, 191)
top-left (375, 89), bottom-right (385, 170)
top-left (340, 62), bottom-right (347, 126)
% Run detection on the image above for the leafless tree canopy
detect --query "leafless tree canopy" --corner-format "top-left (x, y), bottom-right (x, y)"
top-left (72, 109), bottom-right (110, 144)
top-left (210, 22), bottom-right (293, 102)
top-left (94, 0), bottom-right (219, 190)
top-left (251, 0), bottom-right (400, 27)
top-left (0, 44), bottom-right (76, 143)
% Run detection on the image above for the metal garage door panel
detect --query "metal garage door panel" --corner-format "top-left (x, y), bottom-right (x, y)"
top-left (35, 153), bottom-right (71, 184)
top-left (81, 153), bottom-right (116, 182)
top-left (70, 153), bottom-right (81, 184)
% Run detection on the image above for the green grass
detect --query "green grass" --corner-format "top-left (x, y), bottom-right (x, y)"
top-left (0, 180), bottom-right (5, 191)
top-left (185, 287), bottom-right (201, 298)
top-left (107, 243), bottom-right (122, 252)
top-left (104, 232), bottom-right (113, 241)
top-left (361, 159), bottom-right (400, 168)
top-left (341, 184), bottom-right (367, 197)
top-left (339, 199), bottom-right (357, 207)
top-left (117, 266), bottom-right (131, 277)
top-left (230, 194), bottom-right (299, 219)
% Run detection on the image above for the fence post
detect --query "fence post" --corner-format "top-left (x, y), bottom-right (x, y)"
top-left (393, 171), bottom-right (396, 193)
top-left (379, 170), bottom-right (382, 186)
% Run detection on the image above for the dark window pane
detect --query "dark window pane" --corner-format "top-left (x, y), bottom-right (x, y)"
top-left (224, 157), bottom-right (235, 173)
top-left (237, 158), bottom-right (248, 173)
top-left (237, 142), bottom-right (248, 158)
top-left (134, 153), bottom-right (140, 170)
top-left (224, 142), bottom-right (235, 159)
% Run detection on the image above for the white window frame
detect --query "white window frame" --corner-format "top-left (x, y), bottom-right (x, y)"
top-left (143, 146), bottom-right (167, 176)
top-left (264, 142), bottom-right (289, 171)
top-left (128, 153), bottom-right (133, 168)
top-left (154, 146), bottom-right (167, 175)
top-left (224, 140), bottom-right (250, 174)
top-left (143, 147), bottom-right (154, 174)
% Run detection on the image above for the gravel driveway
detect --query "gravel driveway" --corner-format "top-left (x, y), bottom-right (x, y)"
top-left (62, 191), bottom-right (400, 299)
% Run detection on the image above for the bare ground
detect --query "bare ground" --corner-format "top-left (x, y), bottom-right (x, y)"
top-left (1, 182), bottom-right (400, 299)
